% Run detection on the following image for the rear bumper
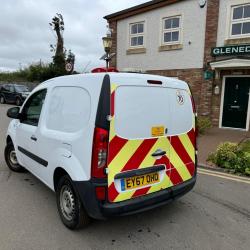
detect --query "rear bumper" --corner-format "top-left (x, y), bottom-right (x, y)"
top-left (73, 175), bottom-right (196, 220)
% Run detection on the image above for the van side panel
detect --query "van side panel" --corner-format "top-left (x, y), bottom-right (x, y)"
top-left (35, 76), bottom-right (104, 188)
top-left (107, 83), bottom-right (196, 203)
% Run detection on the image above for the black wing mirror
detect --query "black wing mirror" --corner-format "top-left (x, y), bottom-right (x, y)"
top-left (7, 107), bottom-right (21, 119)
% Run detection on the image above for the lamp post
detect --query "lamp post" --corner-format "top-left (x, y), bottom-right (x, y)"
top-left (102, 26), bottom-right (112, 71)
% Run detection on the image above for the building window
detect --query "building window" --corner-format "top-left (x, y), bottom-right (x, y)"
top-left (129, 22), bottom-right (145, 47)
top-left (230, 4), bottom-right (250, 37)
top-left (162, 16), bottom-right (181, 44)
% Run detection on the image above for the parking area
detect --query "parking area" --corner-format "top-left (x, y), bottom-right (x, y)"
top-left (0, 104), bottom-right (250, 250)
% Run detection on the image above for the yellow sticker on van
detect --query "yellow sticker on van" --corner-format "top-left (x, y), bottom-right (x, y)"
top-left (151, 126), bottom-right (165, 137)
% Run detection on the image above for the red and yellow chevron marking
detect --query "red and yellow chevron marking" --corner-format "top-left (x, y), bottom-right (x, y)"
top-left (107, 84), bottom-right (196, 203)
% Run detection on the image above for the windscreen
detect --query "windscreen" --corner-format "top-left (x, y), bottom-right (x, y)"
top-left (114, 86), bottom-right (193, 139)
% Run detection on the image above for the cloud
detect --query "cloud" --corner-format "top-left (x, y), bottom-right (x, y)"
top-left (0, 0), bottom-right (146, 72)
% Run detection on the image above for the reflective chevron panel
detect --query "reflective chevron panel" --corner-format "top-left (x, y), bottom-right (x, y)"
top-left (107, 84), bottom-right (196, 203)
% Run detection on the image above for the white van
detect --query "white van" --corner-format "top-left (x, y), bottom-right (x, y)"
top-left (5, 73), bottom-right (197, 229)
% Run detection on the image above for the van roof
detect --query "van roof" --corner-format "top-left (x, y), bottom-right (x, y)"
top-left (37, 73), bottom-right (189, 91)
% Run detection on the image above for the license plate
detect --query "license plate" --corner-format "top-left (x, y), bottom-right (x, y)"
top-left (120, 172), bottom-right (160, 191)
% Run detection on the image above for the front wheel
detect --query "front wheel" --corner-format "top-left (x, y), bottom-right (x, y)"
top-left (4, 142), bottom-right (25, 172)
top-left (0, 96), bottom-right (5, 104)
top-left (56, 175), bottom-right (90, 230)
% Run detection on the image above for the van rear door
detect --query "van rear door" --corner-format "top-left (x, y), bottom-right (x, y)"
top-left (168, 88), bottom-right (196, 186)
top-left (107, 83), bottom-right (169, 203)
top-left (107, 79), bottom-right (196, 203)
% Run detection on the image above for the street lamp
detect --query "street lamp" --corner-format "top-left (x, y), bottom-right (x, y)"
top-left (102, 26), bottom-right (112, 71)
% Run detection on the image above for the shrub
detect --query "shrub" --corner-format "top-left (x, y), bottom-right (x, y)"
top-left (197, 116), bottom-right (212, 135)
top-left (239, 140), bottom-right (250, 155)
top-left (0, 61), bottom-right (77, 83)
top-left (26, 63), bottom-right (57, 82)
top-left (207, 141), bottom-right (250, 176)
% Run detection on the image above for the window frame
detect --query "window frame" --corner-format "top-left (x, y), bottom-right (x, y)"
top-left (20, 88), bottom-right (47, 127)
top-left (161, 15), bottom-right (182, 45)
top-left (229, 4), bottom-right (250, 39)
top-left (129, 21), bottom-right (145, 48)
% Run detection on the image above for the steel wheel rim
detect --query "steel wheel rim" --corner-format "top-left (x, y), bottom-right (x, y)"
top-left (60, 185), bottom-right (75, 221)
top-left (9, 150), bottom-right (18, 165)
top-left (0, 97), bottom-right (4, 103)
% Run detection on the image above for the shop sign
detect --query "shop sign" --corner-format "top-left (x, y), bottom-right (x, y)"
top-left (211, 45), bottom-right (250, 57)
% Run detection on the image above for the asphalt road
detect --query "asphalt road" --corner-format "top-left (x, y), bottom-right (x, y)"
top-left (0, 104), bottom-right (250, 250)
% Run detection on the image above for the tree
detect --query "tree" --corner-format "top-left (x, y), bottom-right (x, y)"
top-left (0, 13), bottom-right (77, 83)
top-left (49, 13), bottom-right (75, 75)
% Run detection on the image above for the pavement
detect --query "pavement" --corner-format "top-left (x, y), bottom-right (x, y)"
top-left (198, 127), bottom-right (250, 166)
top-left (0, 104), bottom-right (250, 250)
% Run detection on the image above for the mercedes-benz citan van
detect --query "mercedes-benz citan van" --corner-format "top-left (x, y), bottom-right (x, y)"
top-left (5, 73), bottom-right (197, 229)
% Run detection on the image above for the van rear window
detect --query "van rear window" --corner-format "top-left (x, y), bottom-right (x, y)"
top-left (114, 86), bottom-right (193, 139)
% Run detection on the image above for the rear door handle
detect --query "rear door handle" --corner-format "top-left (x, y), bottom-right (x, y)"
top-left (152, 149), bottom-right (166, 157)
top-left (30, 135), bottom-right (37, 141)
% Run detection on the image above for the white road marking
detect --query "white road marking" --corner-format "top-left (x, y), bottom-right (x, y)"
top-left (198, 168), bottom-right (250, 185)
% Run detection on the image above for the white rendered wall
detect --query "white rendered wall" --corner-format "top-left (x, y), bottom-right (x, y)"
top-left (116, 0), bottom-right (207, 71)
top-left (217, 0), bottom-right (250, 47)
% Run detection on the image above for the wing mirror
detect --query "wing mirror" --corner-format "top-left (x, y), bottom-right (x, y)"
top-left (7, 107), bottom-right (21, 119)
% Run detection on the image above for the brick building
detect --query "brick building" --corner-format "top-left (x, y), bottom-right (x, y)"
top-left (104, 0), bottom-right (250, 131)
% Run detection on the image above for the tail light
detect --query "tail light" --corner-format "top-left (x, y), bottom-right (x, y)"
top-left (91, 127), bottom-right (109, 178)
top-left (190, 95), bottom-right (198, 150)
top-left (190, 95), bottom-right (196, 114)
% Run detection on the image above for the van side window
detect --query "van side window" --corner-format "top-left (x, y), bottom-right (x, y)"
top-left (46, 86), bottom-right (91, 133)
top-left (21, 89), bottom-right (47, 126)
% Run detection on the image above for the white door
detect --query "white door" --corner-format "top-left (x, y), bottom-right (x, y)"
top-left (15, 89), bottom-right (47, 178)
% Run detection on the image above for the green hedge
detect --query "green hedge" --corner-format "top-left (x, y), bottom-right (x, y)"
top-left (0, 62), bottom-right (74, 83)
top-left (207, 141), bottom-right (250, 176)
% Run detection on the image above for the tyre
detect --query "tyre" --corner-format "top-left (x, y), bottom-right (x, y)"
top-left (56, 175), bottom-right (90, 230)
top-left (15, 97), bottom-right (21, 106)
top-left (0, 95), bottom-right (5, 104)
top-left (4, 142), bottom-right (25, 172)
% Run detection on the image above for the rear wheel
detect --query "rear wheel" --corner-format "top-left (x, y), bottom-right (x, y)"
top-left (56, 175), bottom-right (90, 230)
top-left (15, 97), bottom-right (21, 106)
top-left (4, 142), bottom-right (25, 172)
top-left (0, 95), bottom-right (5, 104)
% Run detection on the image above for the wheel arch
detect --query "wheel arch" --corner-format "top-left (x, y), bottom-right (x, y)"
top-left (6, 135), bottom-right (13, 145)
top-left (53, 167), bottom-right (70, 191)
top-left (15, 94), bottom-right (21, 99)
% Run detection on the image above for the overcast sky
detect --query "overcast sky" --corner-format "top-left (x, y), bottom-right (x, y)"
top-left (0, 0), bottom-right (146, 72)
